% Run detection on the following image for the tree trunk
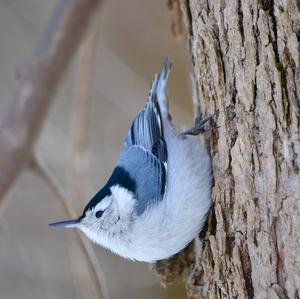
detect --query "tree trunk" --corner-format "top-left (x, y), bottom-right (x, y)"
top-left (154, 1), bottom-right (300, 298)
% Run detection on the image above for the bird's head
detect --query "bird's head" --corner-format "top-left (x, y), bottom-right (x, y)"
top-left (49, 185), bottom-right (136, 241)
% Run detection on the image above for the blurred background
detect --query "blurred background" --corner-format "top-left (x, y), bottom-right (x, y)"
top-left (0, 0), bottom-right (193, 298)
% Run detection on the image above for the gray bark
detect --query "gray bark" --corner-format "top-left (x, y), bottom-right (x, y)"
top-left (154, 1), bottom-right (300, 298)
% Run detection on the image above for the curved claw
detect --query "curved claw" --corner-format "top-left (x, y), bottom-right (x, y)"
top-left (180, 112), bottom-right (218, 137)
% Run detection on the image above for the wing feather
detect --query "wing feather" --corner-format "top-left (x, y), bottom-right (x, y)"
top-left (120, 59), bottom-right (171, 213)
top-left (117, 146), bottom-right (165, 215)
top-left (85, 60), bottom-right (172, 215)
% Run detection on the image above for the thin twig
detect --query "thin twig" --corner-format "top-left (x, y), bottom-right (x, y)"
top-left (167, 0), bottom-right (183, 41)
top-left (70, 4), bottom-right (101, 210)
top-left (69, 7), bottom-right (110, 299)
top-left (30, 155), bottom-right (110, 299)
top-left (0, 0), bottom-right (102, 205)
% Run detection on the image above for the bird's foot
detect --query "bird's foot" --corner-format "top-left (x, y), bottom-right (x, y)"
top-left (180, 111), bottom-right (218, 137)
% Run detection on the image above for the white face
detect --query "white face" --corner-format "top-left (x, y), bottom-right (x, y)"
top-left (78, 185), bottom-right (136, 239)
top-left (81, 195), bottom-right (119, 233)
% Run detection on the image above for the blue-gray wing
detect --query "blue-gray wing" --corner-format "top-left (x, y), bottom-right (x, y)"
top-left (117, 145), bottom-right (165, 215)
top-left (83, 60), bottom-right (171, 216)
top-left (119, 60), bottom-right (172, 214)
top-left (125, 60), bottom-right (169, 166)
top-left (125, 93), bottom-right (161, 151)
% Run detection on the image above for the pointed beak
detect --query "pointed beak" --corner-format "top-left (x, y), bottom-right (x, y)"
top-left (49, 218), bottom-right (81, 228)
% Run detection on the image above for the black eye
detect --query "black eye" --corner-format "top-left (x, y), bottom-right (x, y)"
top-left (95, 210), bottom-right (104, 218)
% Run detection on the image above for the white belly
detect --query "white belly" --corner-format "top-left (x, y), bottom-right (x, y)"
top-left (81, 124), bottom-right (212, 262)
top-left (124, 125), bottom-right (212, 262)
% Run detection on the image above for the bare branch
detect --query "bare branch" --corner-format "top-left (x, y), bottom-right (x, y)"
top-left (167, 0), bottom-right (183, 41)
top-left (0, 0), bottom-right (102, 204)
top-left (69, 5), bottom-right (101, 210)
top-left (30, 155), bottom-right (110, 299)
top-left (68, 8), bottom-right (110, 299)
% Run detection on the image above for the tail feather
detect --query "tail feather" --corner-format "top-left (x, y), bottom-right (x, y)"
top-left (148, 58), bottom-right (172, 118)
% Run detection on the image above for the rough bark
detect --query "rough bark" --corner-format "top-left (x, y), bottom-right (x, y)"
top-left (155, 1), bottom-right (300, 298)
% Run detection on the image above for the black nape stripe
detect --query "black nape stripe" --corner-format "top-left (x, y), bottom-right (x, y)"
top-left (109, 166), bottom-right (136, 194)
top-left (83, 166), bottom-right (136, 214)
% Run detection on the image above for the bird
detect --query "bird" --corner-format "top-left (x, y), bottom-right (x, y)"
top-left (49, 58), bottom-right (213, 262)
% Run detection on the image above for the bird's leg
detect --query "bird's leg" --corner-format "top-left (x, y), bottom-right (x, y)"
top-left (180, 112), bottom-right (218, 137)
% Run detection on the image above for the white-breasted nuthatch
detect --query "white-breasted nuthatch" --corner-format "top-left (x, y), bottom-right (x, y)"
top-left (50, 59), bottom-right (213, 262)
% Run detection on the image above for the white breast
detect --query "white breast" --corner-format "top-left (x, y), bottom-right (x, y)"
top-left (81, 123), bottom-right (212, 262)
top-left (113, 124), bottom-right (212, 262)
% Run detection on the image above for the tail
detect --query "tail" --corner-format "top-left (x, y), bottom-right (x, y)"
top-left (148, 58), bottom-right (172, 119)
